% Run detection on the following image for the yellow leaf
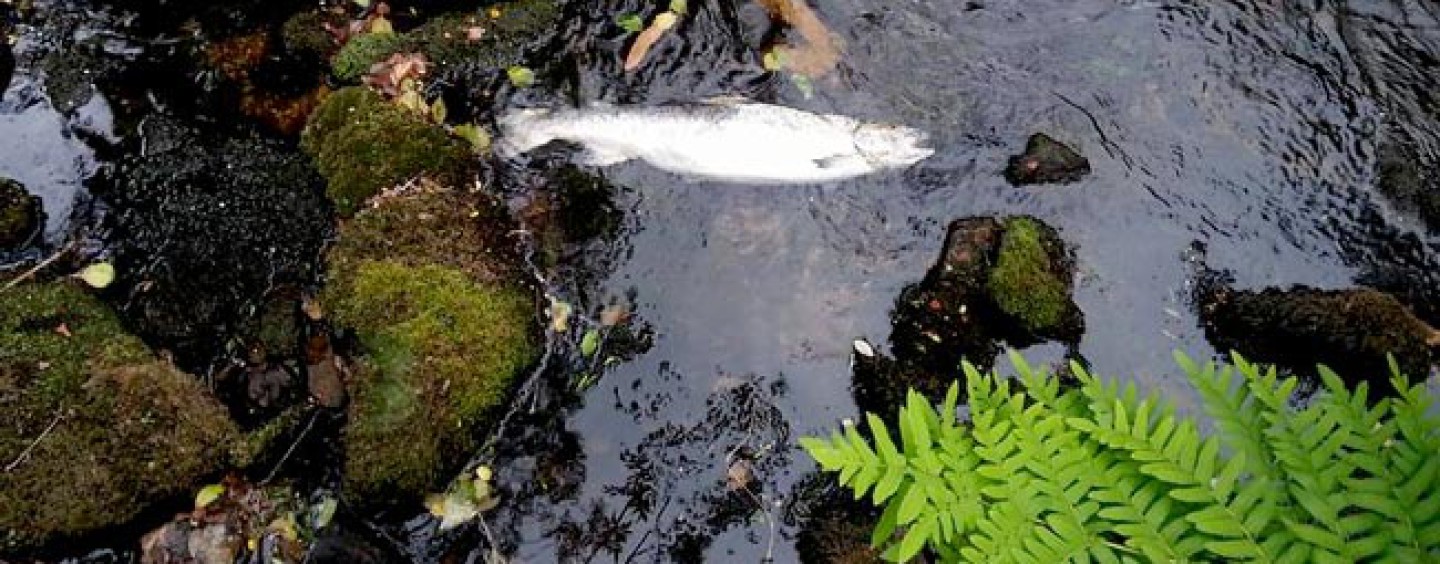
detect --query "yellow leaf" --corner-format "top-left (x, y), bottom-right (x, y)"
top-left (194, 483), bottom-right (225, 509)
top-left (77, 262), bottom-right (116, 289)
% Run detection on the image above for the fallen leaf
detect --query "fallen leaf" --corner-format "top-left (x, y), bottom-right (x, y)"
top-left (466, 26), bottom-right (485, 41)
top-left (475, 465), bottom-right (494, 482)
top-left (430, 98), bottom-right (448, 123)
top-left (195, 484), bottom-right (226, 509)
top-left (726, 458), bottom-right (754, 491)
top-left (616, 13), bottom-right (643, 33)
top-left (353, 0), bottom-right (371, 8)
top-left (369, 16), bottom-right (395, 35)
top-left (762, 47), bottom-right (784, 71)
top-left (599, 304), bottom-right (630, 327)
top-left (54, 323), bottom-right (71, 338)
top-left (426, 492), bottom-right (480, 531)
top-left (309, 497), bottom-right (339, 530)
top-left (453, 124), bottom-right (492, 153)
top-left (548, 298), bottom-right (573, 333)
top-left (624, 11), bottom-right (679, 71)
top-left (506, 65), bottom-right (535, 88)
top-left (669, 0), bottom-right (688, 15)
top-left (580, 329), bottom-right (600, 357)
top-left (78, 262), bottom-right (116, 289)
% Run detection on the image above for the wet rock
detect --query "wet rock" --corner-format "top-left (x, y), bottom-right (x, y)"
top-left (788, 472), bottom-right (887, 564)
top-left (139, 476), bottom-right (311, 564)
top-left (1003, 133), bottom-right (1091, 186)
top-left (0, 177), bottom-right (44, 250)
top-left (1197, 281), bottom-right (1439, 391)
top-left (203, 30), bottom-right (331, 137)
top-left (410, 0), bottom-right (561, 73)
top-left (1, 39), bottom-right (12, 96)
top-left (300, 87), bottom-right (473, 215)
top-left (101, 118), bottom-right (332, 370)
top-left (869, 216), bottom-right (1082, 415)
top-left (305, 333), bottom-right (347, 409)
top-left (319, 183), bottom-right (539, 503)
top-left (0, 282), bottom-right (245, 553)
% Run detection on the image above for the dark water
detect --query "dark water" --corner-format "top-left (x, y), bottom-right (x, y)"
top-left (487, 1), bottom-right (1440, 562)
top-left (5, 0), bottom-right (1440, 562)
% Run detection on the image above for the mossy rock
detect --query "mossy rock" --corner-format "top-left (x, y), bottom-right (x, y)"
top-left (0, 283), bottom-right (243, 552)
top-left (300, 87), bottom-right (473, 215)
top-left (986, 216), bottom-right (1081, 338)
top-left (332, 32), bottom-right (406, 82)
top-left (0, 178), bottom-right (44, 250)
top-left (281, 10), bottom-right (346, 59)
top-left (327, 261), bottom-right (537, 501)
top-left (1199, 285), bottom-right (1440, 391)
top-left (320, 187), bottom-right (538, 502)
top-left (406, 0), bottom-right (560, 72)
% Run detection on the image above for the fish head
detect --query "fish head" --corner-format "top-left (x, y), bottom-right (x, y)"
top-left (853, 124), bottom-right (935, 167)
top-left (495, 107), bottom-right (556, 157)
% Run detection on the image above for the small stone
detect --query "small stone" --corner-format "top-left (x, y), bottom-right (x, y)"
top-left (0, 178), bottom-right (44, 251)
top-left (1003, 133), bottom-right (1091, 186)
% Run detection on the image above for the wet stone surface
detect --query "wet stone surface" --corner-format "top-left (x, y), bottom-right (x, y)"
top-left (1003, 133), bottom-right (1091, 186)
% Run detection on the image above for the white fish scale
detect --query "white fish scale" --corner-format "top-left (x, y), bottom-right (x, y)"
top-left (499, 101), bottom-right (932, 184)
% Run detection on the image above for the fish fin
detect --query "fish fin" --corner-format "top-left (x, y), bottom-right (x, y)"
top-left (577, 145), bottom-right (633, 167)
top-left (813, 153), bottom-right (867, 169)
top-left (698, 95), bottom-right (753, 107)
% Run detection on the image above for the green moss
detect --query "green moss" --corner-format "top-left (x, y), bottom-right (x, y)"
top-left (986, 217), bottom-right (1070, 333)
top-left (281, 10), bottom-right (344, 58)
top-left (300, 87), bottom-right (472, 215)
top-left (0, 283), bottom-right (241, 552)
top-left (328, 261), bottom-right (537, 500)
top-left (405, 0), bottom-right (559, 71)
top-left (332, 32), bottom-right (405, 82)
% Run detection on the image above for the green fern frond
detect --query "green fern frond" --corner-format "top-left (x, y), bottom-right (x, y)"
top-left (802, 351), bottom-right (1440, 563)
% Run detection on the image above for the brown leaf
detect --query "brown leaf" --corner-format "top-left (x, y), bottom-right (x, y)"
top-left (624, 11), bottom-right (679, 71)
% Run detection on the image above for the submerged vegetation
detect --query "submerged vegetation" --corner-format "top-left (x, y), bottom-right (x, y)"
top-left (804, 352), bottom-right (1440, 562)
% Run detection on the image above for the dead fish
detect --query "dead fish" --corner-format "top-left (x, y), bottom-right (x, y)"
top-left (496, 99), bottom-right (934, 184)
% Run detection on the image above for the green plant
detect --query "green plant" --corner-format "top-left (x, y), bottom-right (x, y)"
top-left (801, 352), bottom-right (1440, 562)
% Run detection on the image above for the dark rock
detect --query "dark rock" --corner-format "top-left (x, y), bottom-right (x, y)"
top-left (1003, 133), bottom-right (1091, 186)
top-left (865, 216), bottom-right (1083, 415)
top-left (789, 471), bottom-right (886, 564)
top-left (1197, 280), bottom-right (1440, 392)
top-left (0, 40), bottom-right (13, 97)
top-left (0, 177), bottom-right (44, 250)
top-left (101, 118), bottom-right (333, 371)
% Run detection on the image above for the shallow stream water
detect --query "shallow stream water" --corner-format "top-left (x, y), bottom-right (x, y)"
top-left (5, 0), bottom-right (1440, 562)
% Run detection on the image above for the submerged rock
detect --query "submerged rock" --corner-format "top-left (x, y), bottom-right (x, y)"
top-left (1197, 282), bottom-right (1440, 390)
top-left (0, 282), bottom-right (244, 553)
top-left (869, 216), bottom-right (1083, 415)
top-left (301, 87), bottom-right (473, 215)
top-left (139, 476), bottom-right (311, 564)
top-left (1374, 134), bottom-right (1440, 232)
top-left (102, 119), bottom-right (332, 370)
top-left (320, 184), bottom-right (539, 503)
top-left (1003, 133), bottom-right (1091, 186)
top-left (0, 178), bottom-right (44, 250)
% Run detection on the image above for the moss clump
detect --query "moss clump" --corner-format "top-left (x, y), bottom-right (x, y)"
top-left (0, 178), bottom-right (44, 250)
top-left (406, 0), bottom-right (559, 71)
top-left (0, 283), bottom-right (242, 552)
top-left (300, 87), bottom-right (472, 215)
top-left (332, 32), bottom-right (405, 82)
top-left (987, 216), bottom-right (1073, 334)
top-left (328, 261), bottom-right (537, 500)
top-left (281, 10), bottom-right (345, 58)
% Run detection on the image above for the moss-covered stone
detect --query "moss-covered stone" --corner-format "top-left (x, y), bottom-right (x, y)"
top-left (987, 216), bottom-right (1077, 336)
top-left (0, 282), bottom-right (243, 552)
top-left (300, 87), bottom-right (473, 215)
top-left (1198, 284), bottom-right (1440, 391)
top-left (1003, 133), bottom-right (1091, 186)
top-left (319, 186), bottom-right (538, 502)
top-left (406, 0), bottom-right (559, 72)
top-left (0, 178), bottom-right (44, 250)
top-left (329, 261), bottom-right (536, 500)
top-left (332, 32), bottom-right (406, 82)
top-left (281, 10), bottom-right (346, 59)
